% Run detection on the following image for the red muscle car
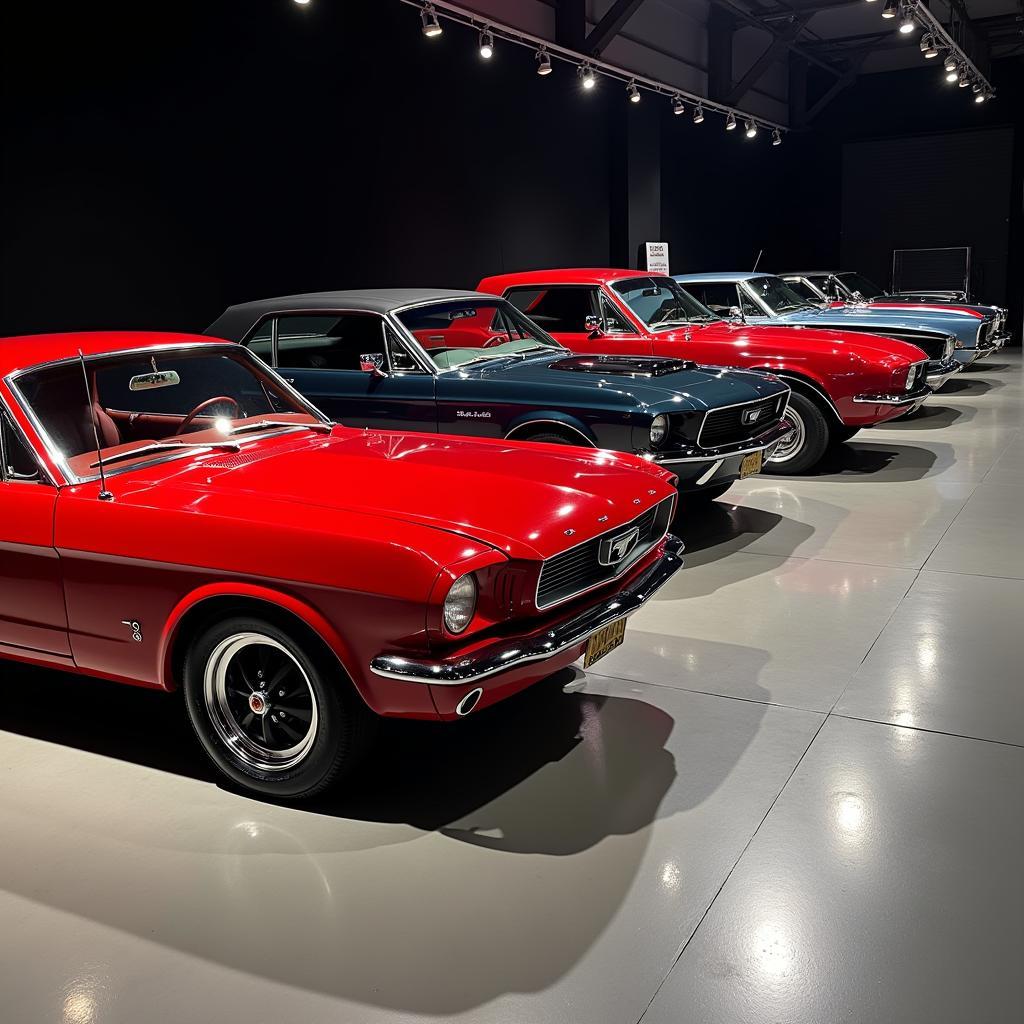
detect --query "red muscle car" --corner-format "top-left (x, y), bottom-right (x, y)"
top-left (478, 269), bottom-right (935, 474)
top-left (0, 331), bottom-right (682, 799)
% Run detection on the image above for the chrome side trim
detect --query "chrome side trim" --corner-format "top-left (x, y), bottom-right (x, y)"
top-left (695, 460), bottom-right (723, 486)
top-left (504, 419), bottom-right (596, 447)
top-left (370, 535), bottom-right (684, 686)
top-left (853, 383), bottom-right (932, 405)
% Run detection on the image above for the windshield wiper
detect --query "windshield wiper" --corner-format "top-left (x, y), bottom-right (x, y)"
top-left (91, 440), bottom-right (242, 469)
top-left (226, 419), bottom-right (333, 436)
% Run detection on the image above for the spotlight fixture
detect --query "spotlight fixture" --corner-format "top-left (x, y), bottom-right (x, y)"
top-left (578, 63), bottom-right (597, 90)
top-left (943, 53), bottom-right (957, 72)
top-left (293, 0), bottom-right (311, 5)
top-left (478, 27), bottom-right (494, 59)
top-left (882, 0), bottom-right (898, 18)
top-left (420, 4), bottom-right (442, 37)
top-left (958, 68), bottom-right (970, 87)
top-left (975, 89), bottom-right (990, 104)
top-left (897, 7), bottom-right (916, 34)
top-left (725, 112), bottom-right (737, 131)
top-left (535, 47), bottom-right (552, 75)
top-left (693, 103), bottom-right (705, 124)
top-left (945, 60), bottom-right (959, 83)
top-left (627, 80), bottom-right (641, 103)
top-left (671, 94), bottom-right (685, 115)
top-left (921, 34), bottom-right (939, 58)
top-left (772, 128), bottom-right (782, 146)
top-left (744, 119), bottom-right (758, 138)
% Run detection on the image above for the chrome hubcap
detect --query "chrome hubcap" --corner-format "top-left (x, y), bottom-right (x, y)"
top-left (769, 404), bottom-right (805, 464)
top-left (203, 633), bottom-right (318, 773)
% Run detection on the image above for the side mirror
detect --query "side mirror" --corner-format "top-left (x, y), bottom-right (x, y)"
top-left (584, 315), bottom-right (606, 337)
top-left (359, 352), bottom-right (389, 377)
top-left (728, 306), bottom-right (744, 320)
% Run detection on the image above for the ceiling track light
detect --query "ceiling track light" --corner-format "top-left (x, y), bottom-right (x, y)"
top-left (921, 34), bottom-right (939, 57)
top-left (693, 103), bottom-right (705, 124)
top-left (943, 52), bottom-right (958, 71)
top-left (671, 94), bottom-right (685, 115)
top-left (744, 119), bottom-right (758, 138)
top-left (627, 80), bottom-right (641, 103)
top-left (945, 63), bottom-right (959, 83)
top-left (898, 9), bottom-right (917, 34)
top-left (882, 0), bottom-right (898, 19)
top-left (293, 0), bottom-right (312, 6)
top-left (725, 112), bottom-right (737, 131)
top-left (535, 47), bottom-right (552, 75)
top-left (478, 27), bottom-right (494, 59)
top-left (420, 3), bottom-right (442, 37)
top-left (975, 89), bottom-right (990, 104)
top-left (578, 63), bottom-right (596, 90)
top-left (772, 128), bottom-right (782, 146)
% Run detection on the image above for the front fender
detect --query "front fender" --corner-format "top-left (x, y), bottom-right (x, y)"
top-left (503, 411), bottom-right (598, 446)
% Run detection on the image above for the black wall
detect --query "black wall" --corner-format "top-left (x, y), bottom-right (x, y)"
top-left (2, 1), bottom-right (1021, 340)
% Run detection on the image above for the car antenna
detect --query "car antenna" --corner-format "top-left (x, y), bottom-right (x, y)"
top-left (78, 349), bottom-right (113, 501)
top-left (752, 249), bottom-right (763, 272)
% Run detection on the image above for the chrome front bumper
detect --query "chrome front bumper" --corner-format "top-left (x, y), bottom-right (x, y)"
top-left (926, 356), bottom-right (963, 389)
top-left (644, 418), bottom-right (795, 466)
top-left (369, 536), bottom-right (684, 686)
top-left (852, 382), bottom-right (932, 406)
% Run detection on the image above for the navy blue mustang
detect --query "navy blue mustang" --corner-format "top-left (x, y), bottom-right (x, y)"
top-left (206, 289), bottom-right (793, 501)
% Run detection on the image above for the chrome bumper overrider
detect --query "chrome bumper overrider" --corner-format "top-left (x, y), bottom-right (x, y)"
top-left (642, 418), bottom-right (795, 465)
top-left (926, 357), bottom-right (963, 388)
top-left (853, 383), bottom-right (933, 405)
top-left (370, 535), bottom-right (685, 686)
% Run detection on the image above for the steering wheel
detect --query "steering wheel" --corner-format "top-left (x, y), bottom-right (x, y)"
top-left (175, 396), bottom-right (241, 435)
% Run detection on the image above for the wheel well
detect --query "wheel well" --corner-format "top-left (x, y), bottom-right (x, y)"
top-left (504, 419), bottom-right (595, 446)
top-left (752, 369), bottom-right (841, 423)
top-left (167, 596), bottom-right (347, 692)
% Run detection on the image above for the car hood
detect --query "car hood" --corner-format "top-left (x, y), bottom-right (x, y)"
top-left (459, 351), bottom-right (788, 409)
top-left (774, 306), bottom-right (977, 343)
top-left (132, 428), bottom-right (676, 561)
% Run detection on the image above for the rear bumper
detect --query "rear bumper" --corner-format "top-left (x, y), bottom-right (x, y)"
top-left (642, 418), bottom-right (795, 491)
top-left (926, 357), bottom-right (963, 389)
top-left (370, 535), bottom-right (684, 689)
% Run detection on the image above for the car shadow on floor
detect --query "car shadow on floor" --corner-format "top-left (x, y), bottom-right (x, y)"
top-left (880, 404), bottom-right (975, 429)
top-left (798, 441), bottom-right (944, 481)
top-left (942, 377), bottom-right (1003, 396)
top-left (673, 499), bottom-right (811, 569)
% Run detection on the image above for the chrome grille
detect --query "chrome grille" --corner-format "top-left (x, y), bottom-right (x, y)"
top-left (697, 395), bottom-right (785, 449)
top-left (536, 497), bottom-right (675, 610)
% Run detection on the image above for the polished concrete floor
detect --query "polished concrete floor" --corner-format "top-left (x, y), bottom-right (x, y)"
top-left (1, 354), bottom-right (1022, 1024)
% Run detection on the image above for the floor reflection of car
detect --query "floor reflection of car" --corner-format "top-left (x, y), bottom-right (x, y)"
top-left (0, 330), bottom-right (684, 801)
top-left (679, 271), bottom-right (997, 373)
top-left (207, 289), bottom-right (794, 502)
top-left (477, 269), bottom-right (934, 475)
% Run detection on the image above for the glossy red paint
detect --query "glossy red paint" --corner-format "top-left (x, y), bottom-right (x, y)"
top-left (478, 269), bottom-right (930, 428)
top-left (0, 332), bottom-right (678, 721)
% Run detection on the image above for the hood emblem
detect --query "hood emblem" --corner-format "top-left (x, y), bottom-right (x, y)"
top-left (599, 527), bottom-right (641, 567)
top-left (742, 407), bottom-right (763, 425)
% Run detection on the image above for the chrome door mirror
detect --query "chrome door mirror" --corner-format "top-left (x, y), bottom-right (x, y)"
top-left (728, 306), bottom-right (745, 322)
top-left (584, 315), bottom-right (606, 337)
top-left (359, 352), bottom-right (389, 377)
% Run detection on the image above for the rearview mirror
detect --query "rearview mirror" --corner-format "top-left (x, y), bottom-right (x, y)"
top-left (359, 352), bottom-right (389, 377)
top-left (584, 315), bottom-right (606, 336)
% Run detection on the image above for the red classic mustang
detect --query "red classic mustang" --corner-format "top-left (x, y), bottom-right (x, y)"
top-left (478, 269), bottom-right (934, 474)
top-left (0, 332), bottom-right (682, 799)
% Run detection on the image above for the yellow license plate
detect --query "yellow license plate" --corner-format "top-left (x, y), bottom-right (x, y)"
top-left (584, 618), bottom-right (627, 668)
top-left (739, 450), bottom-right (763, 479)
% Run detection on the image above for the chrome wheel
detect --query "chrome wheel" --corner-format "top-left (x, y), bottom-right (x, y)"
top-left (768, 404), bottom-right (805, 465)
top-left (203, 632), bottom-right (319, 772)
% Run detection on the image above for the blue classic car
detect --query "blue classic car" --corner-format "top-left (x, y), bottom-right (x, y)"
top-left (206, 289), bottom-right (794, 502)
top-left (781, 271), bottom-right (1010, 359)
top-left (674, 273), bottom-right (973, 380)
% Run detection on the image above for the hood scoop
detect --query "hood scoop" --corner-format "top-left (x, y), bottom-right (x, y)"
top-left (549, 355), bottom-right (697, 377)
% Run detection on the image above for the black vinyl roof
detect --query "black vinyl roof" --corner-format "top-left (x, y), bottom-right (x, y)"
top-left (206, 288), bottom-right (493, 341)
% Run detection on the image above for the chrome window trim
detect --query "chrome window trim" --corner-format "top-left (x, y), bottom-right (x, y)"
top-left (534, 495), bottom-right (676, 612)
top-left (3, 342), bottom-right (330, 487)
top-left (738, 280), bottom-right (783, 317)
top-left (695, 389), bottom-right (791, 449)
top-left (503, 419), bottom-right (595, 447)
top-left (0, 396), bottom-right (55, 487)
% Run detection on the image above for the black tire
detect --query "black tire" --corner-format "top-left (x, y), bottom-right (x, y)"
top-left (182, 614), bottom-right (376, 800)
top-left (764, 391), bottom-right (830, 475)
top-left (683, 482), bottom-right (733, 505)
top-left (830, 424), bottom-right (861, 445)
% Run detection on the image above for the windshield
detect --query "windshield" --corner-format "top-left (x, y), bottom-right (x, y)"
top-left (748, 276), bottom-right (816, 314)
top-left (785, 278), bottom-right (825, 303)
top-left (395, 299), bottom-right (562, 370)
top-left (837, 273), bottom-right (886, 299)
top-left (611, 277), bottom-right (715, 329)
top-left (12, 345), bottom-right (325, 480)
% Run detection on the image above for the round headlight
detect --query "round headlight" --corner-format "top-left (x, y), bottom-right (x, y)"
top-left (905, 364), bottom-right (917, 391)
top-left (443, 574), bottom-right (477, 634)
top-left (650, 414), bottom-right (670, 446)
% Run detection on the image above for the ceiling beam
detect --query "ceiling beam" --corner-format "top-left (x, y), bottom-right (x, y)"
top-left (555, 0), bottom-right (586, 51)
top-left (724, 13), bottom-right (813, 105)
top-left (586, 0), bottom-right (648, 55)
top-left (806, 48), bottom-right (871, 121)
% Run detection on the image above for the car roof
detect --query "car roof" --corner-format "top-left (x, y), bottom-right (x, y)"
top-left (478, 268), bottom-right (661, 290)
top-left (0, 331), bottom-right (222, 378)
top-left (205, 288), bottom-right (498, 340)
top-left (780, 271), bottom-right (847, 277)
top-left (673, 272), bottom-right (777, 282)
